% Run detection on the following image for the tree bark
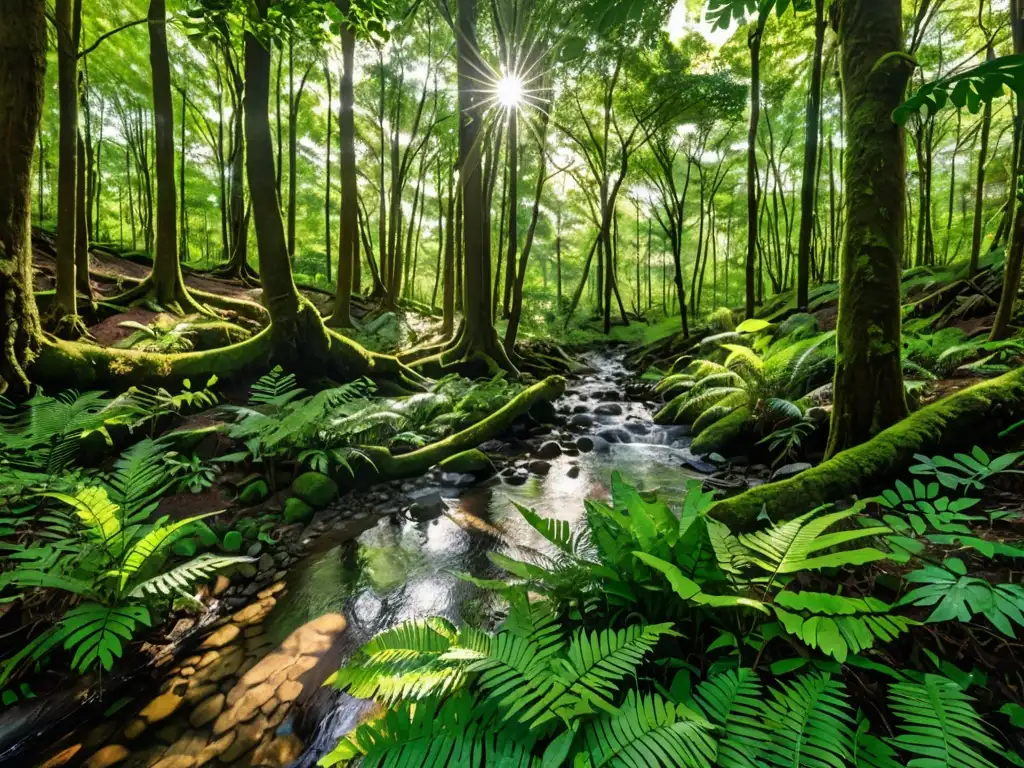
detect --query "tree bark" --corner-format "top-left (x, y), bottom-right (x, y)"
top-left (324, 64), bottom-right (333, 283)
top-left (797, 0), bottom-right (826, 308)
top-left (825, 0), bottom-right (911, 458)
top-left (55, 0), bottom-right (81, 324)
top-left (969, 52), bottom-right (992, 278)
top-left (329, 14), bottom-right (356, 329)
top-left (745, 14), bottom-right (767, 319)
top-left (75, 129), bottom-right (92, 298)
top-left (503, 110), bottom-right (518, 317)
top-left (0, 0), bottom-right (47, 395)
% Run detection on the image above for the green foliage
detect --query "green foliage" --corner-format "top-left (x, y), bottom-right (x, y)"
top-left (895, 54), bottom-right (1024, 125)
top-left (165, 451), bottom-right (218, 493)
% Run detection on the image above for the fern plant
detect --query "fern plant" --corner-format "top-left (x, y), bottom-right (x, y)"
top-left (0, 484), bottom-right (249, 683)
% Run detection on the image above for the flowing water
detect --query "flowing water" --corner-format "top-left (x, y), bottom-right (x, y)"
top-left (276, 351), bottom-right (711, 765)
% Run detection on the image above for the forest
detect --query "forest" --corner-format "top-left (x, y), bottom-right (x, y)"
top-left (1, 0), bottom-right (1024, 765)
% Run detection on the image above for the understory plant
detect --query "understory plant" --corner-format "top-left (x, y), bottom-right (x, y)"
top-left (320, 453), bottom-right (1024, 766)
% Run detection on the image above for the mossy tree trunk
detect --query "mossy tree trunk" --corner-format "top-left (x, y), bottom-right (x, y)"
top-left (75, 128), bottom-right (93, 300)
top-left (824, 0), bottom-right (911, 459)
top-left (0, 0), bottom-right (47, 396)
top-left (744, 14), bottom-right (766, 320)
top-left (991, 0), bottom-right (1024, 342)
top-left (54, 0), bottom-right (82, 330)
top-left (329, 9), bottom-right (356, 329)
top-left (796, 0), bottom-right (825, 309)
top-left (969, 44), bottom-right (994, 280)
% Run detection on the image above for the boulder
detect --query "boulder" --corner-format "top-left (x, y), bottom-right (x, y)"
top-left (566, 465), bottom-right (581, 479)
top-left (290, 472), bottom-right (339, 508)
top-left (569, 413), bottom-right (595, 428)
top-left (534, 441), bottom-right (562, 459)
top-left (283, 497), bottom-right (313, 524)
top-left (597, 428), bottom-right (632, 444)
top-left (439, 449), bottom-right (495, 476)
top-left (576, 436), bottom-right (595, 453)
top-left (528, 460), bottom-right (551, 475)
top-left (594, 403), bottom-right (623, 416)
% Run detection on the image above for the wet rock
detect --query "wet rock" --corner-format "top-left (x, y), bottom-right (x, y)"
top-left (623, 421), bottom-right (649, 435)
top-left (440, 472), bottom-right (476, 486)
top-left (219, 715), bottom-right (267, 762)
top-left (404, 490), bottom-right (448, 522)
top-left (123, 719), bottom-right (146, 740)
top-left (569, 413), bottom-right (595, 429)
top-left (83, 745), bottom-right (129, 768)
top-left (708, 453), bottom-right (728, 465)
top-left (189, 693), bottom-right (225, 728)
top-left (284, 496), bottom-right (313, 524)
top-left (257, 552), bottom-right (275, 573)
top-left (772, 462), bottom-right (812, 480)
top-left (504, 469), bottom-right (529, 486)
top-left (200, 624), bottom-right (240, 649)
top-left (291, 471), bottom-right (339, 508)
top-left (212, 575), bottom-right (231, 596)
top-left (534, 440), bottom-right (562, 459)
top-left (252, 735), bottom-right (304, 765)
top-left (140, 692), bottom-right (183, 725)
top-left (528, 460), bottom-right (551, 475)
top-left (576, 436), bottom-right (595, 453)
top-left (566, 465), bottom-right (581, 479)
top-left (594, 403), bottom-right (623, 416)
top-left (572, 404), bottom-right (589, 414)
top-left (598, 389), bottom-right (620, 401)
top-left (683, 458), bottom-right (716, 474)
top-left (597, 428), bottom-right (632, 444)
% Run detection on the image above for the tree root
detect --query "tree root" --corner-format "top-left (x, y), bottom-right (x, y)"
top-left (104, 278), bottom-right (218, 319)
top-left (707, 368), bottom-right (1024, 531)
top-left (357, 375), bottom-right (566, 481)
top-left (410, 326), bottom-right (521, 379)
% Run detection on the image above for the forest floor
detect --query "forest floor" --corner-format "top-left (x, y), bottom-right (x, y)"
top-left (4, 241), bottom-right (1024, 766)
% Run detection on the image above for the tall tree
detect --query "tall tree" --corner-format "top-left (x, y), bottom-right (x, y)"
top-left (329, 0), bottom-right (357, 328)
top-left (796, 0), bottom-right (826, 308)
top-left (54, 0), bottom-right (83, 332)
top-left (825, 0), bottom-right (910, 458)
top-left (0, 0), bottom-right (47, 395)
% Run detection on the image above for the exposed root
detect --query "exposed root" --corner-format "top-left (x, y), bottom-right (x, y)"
top-left (104, 277), bottom-right (217, 319)
top-left (410, 327), bottom-right (521, 379)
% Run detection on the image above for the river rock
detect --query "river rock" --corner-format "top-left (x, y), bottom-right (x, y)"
top-left (623, 421), bottom-right (649, 435)
top-left (504, 469), bottom-right (529, 486)
top-left (708, 453), bottom-right (728, 465)
top-left (597, 427), bottom-right (632, 444)
top-left (139, 692), bottom-right (183, 725)
top-left (569, 414), bottom-right (595, 428)
top-left (404, 490), bottom-right (447, 522)
top-left (439, 449), bottom-right (494, 475)
top-left (572, 404), bottom-right (589, 414)
top-left (683, 457), bottom-right (716, 474)
top-left (597, 389), bottom-right (620, 401)
top-left (534, 441), bottom-right (562, 459)
top-left (594, 403), bottom-right (623, 416)
top-left (189, 693), bottom-right (225, 728)
top-left (772, 462), bottom-right (812, 480)
top-left (576, 436), bottom-right (595, 453)
top-left (528, 460), bottom-right (551, 475)
top-left (566, 465), bottom-right (581, 479)
top-left (83, 745), bottom-right (130, 768)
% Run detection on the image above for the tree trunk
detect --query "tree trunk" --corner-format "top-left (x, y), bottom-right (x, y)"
top-left (75, 130), bottom-right (92, 298)
top-left (55, 0), bottom-right (81, 324)
top-left (991, 1), bottom-right (1024, 341)
top-left (324, 64), bottom-right (333, 283)
top-left (442, 167), bottom-right (456, 337)
top-left (797, 0), bottom-right (826, 308)
top-left (745, 15), bottom-right (766, 319)
top-left (0, 0), bottom-right (47, 395)
top-left (329, 16), bottom-right (356, 329)
top-left (502, 110), bottom-right (518, 317)
top-left (825, 0), bottom-right (911, 458)
top-left (969, 75), bottom-right (991, 278)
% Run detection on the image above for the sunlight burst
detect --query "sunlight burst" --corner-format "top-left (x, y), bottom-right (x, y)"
top-left (496, 75), bottom-right (524, 108)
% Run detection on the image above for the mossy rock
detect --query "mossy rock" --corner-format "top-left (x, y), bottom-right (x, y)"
top-left (283, 497), bottom-right (313, 524)
top-left (438, 449), bottom-right (494, 476)
top-left (238, 479), bottom-right (269, 505)
top-left (690, 406), bottom-right (754, 456)
top-left (291, 472), bottom-right (339, 508)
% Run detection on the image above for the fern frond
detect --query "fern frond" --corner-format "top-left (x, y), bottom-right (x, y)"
top-left (761, 673), bottom-right (855, 768)
top-left (45, 487), bottom-right (122, 545)
top-left (117, 512), bottom-right (220, 591)
top-left (128, 553), bottom-right (252, 598)
top-left (888, 675), bottom-right (1004, 768)
top-left (107, 438), bottom-right (173, 521)
top-left (583, 690), bottom-right (716, 767)
top-left (53, 603), bottom-right (152, 672)
top-left (692, 669), bottom-right (766, 768)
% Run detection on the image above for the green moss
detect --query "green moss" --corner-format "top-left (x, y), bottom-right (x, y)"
top-left (291, 472), bottom-right (339, 508)
top-left (690, 406), bottom-right (753, 456)
top-left (439, 449), bottom-right (494, 475)
top-left (284, 496), bottom-right (314, 524)
top-left (709, 367), bottom-right (1024, 531)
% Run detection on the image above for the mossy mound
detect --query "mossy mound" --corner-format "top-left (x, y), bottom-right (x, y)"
top-left (238, 479), bottom-right (269, 505)
top-left (291, 472), bottom-right (339, 508)
top-left (284, 496), bottom-right (314, 524)
top-left (439, 449), bottom-right (494, 476)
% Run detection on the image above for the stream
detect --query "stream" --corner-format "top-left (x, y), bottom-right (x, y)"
top-left (28, 350), bottom-right (714, 768)
top-left (277, 350), bottom-right (708, 765)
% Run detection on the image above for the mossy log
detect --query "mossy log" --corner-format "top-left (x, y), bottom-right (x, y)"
top-left (708, 368), bottom-right (1024, 531)
top-left (357, 376), bottom-right (566, 481)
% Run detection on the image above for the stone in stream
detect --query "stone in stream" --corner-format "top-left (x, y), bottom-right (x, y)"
top-left (623, 421), bottom-right (649, 435)
top-left (576, 436), bottom-right (595, 453)
top-left (594, 403), bottom-right (624, 416)
top-left (439, 449), bottom-right (494, 476)
top-left (683, 457), bottom-right (717, 474)
top-left (504, 468), bottom-right (529, 486)
top-left (597, 427), bottom-right (632, 444)
top-left (566, 465), bottom-right (581, 479)
top-left (403, 489), bottom-right (448, 522)
top-left (534, 441), bottom-right (562, 459)
top-left (772, 462), bottom-right (813, 480)
top-left (528, 460), bottom-right (551, 476)
top-left (572, 404), bottom-right (589, 414)
top-left (569, 414), bottom-right (595, 428)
